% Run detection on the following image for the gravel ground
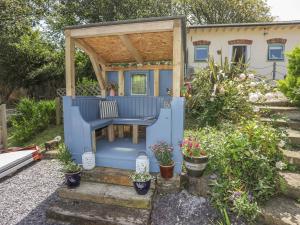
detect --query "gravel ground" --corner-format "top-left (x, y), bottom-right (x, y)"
top-left (151, 191), bottom-right (246, 225)
top-left (0, 159), bottom-right (64, 225)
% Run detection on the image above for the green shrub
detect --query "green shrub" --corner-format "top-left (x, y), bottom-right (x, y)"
top-left (186, 119), bottom-right (285, 222)
top-left (278, 46), bottom-right (300, 105)
top-left (186, 58), bottom-right (273, 127)
top-left (11, 98), bottom-right (56, 143)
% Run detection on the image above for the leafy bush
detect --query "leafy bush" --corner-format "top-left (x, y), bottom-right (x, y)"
top-left (11, 98), bottom-right (56, 143)
top-left (186, 58), bottom-right (274, 127)
top-left (278, 46), bottom-right (300, 105)
top-left (185, 119), bottom-right (285, 222)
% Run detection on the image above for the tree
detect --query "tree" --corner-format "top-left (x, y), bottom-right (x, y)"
top-left (175, 0), bottom-right (274, 25)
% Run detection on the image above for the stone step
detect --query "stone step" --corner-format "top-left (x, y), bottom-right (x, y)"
top-left (58, 181), bottom-right (154, 209)
top-left (261, 118), bottom-right (300, 131)
top-left (47, 199), bottom-right (151, 225)
top-left (280, 172), bottom-right (300, 200)
top-left (81, 167), bottom-right (156, 189)
top-left (283, 150), bottom-right (300, 168)
top-left (288, 129), bottom-right (300, 146)
top-left (259, 196), bottom-right (300, 225)
top-left (256, 100), bottom-right (292, 107)
top-left (259, 106), bottom-right (300, 114)
top-left (82, 167), bottom-right (134, 187)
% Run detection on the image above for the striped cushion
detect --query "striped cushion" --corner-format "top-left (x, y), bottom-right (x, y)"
top-left (99, 100), bottom-right (119, 119)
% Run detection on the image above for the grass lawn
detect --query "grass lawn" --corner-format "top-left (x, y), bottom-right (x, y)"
top-left (8, 125), bottom-right (64, 149)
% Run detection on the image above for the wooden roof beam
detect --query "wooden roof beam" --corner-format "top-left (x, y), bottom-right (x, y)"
top-left (75, 39), bottom-right (107, 65)
top-left (68, 20), bottom-right (174, 38)
top-left (119, 34), bottom-right (143, 64)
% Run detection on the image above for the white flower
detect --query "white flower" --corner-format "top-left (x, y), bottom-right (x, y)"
top-left (253, 106), bottom-right (260, 112)
top-left (265, 92), bottom-right (275, 101)
top-left (248, 74), bottom-right (255, 79)
top-left (250, 82), bottom-right (257, 87)
top-left (249, 93), bottom-right (260, 103)
top-left (276, 161), bottom-right (287, 170)
top-left (278, 140), bottom-right (286, 148)
top-left (210, 97), bottom-right (215, 102)
top-left (239, 73), bottom-right (246, 80)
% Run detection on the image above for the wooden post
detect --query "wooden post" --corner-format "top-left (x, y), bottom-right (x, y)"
top-left (92, 130), bottom-right (97, 153)
top-left (55, 97), bottom-right (61, 125)
top-left (65, 30), bottom-right (76, 96)
top-left (108, 125), bottom-right (115, 142)
top-left (118, 126), bottom-right (124, 138)
top-left (132, 125), bottom-right (139, 144)
top-left (172, 19), bottom-right (184, 97)
top-left (118, 70), bottom-right (124, 96)
top-left (0, 104), bottom-right (7, 150)
top-left (154, 69), bottom-right (160, 96)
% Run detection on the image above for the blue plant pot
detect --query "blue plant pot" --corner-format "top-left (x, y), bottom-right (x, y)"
top-left (133, 180), bottom-right (151, 195)
top-left (65, 171), bottom-right (81, 188)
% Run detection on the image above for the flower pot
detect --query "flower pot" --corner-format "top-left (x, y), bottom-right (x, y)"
top-left (109, 89), bottom-right (116, 96)
top-left (183, 155), bottom-right (208, 177)
top-left (65, 171), bottom-right (81, 188)
top-left (133, 180), bottom-right (151, 195)
top-left (159, 163), bottom-right (174, 179)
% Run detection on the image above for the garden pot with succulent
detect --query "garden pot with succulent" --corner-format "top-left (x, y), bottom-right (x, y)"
top-left (151, 141), bottom-right (174, 179)
top-left (130, 172), bottom-right (152, 195)
top-left (57, 143), bottom-right (82, 188)
top-left (181, 137), bottom-right (208, 177)
top-left (63, 161), bottom-right (82, 188)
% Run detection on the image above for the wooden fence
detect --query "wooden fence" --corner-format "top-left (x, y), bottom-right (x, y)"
top-left (0, 104), bottom-right (8, 150)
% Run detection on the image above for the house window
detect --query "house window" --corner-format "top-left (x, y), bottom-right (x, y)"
top-left (232, 45), bottom-right (247, 63)
top-left (194, 45), bottom-right (209, 61)
top-left (131, 73), bottom-right (147, 95)
top-left (268, 44), bottom-right (284, 61)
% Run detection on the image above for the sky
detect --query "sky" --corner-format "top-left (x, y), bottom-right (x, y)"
top-left (267, 0), bottom-right (300, 21)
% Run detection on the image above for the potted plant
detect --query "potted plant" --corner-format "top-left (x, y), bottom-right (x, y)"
top-left (63, 161), bottom-right (82, 188)
top-left (57, 143), bottom-right (82, 188)
top-left (150, 141), bottom-right (174, 179)
top-left (130, 172), bottom-right (152, 195)
top-left (106, 82), bottom-right (118, 96)
top-left (180, 137), bottom-right (208, 177)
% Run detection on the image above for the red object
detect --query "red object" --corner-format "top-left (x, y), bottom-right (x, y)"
top-left (159, 163), bottom-right (174, 179)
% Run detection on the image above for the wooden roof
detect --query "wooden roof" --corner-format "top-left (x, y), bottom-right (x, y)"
top-left (65, 16), bottom-right (185, 65)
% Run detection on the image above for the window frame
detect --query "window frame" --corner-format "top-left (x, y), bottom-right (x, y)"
top-left (130, 72), bottom-right (148, 96)
top-left (268, 44), bottom-right (285, 61)
top-left (194, 45), bottom-right (209, 62)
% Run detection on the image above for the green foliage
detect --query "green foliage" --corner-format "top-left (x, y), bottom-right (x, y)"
top-left (150, 142), bottom-right (174, 166)
top-left (175, 0), bottom-right (273, 25)
top-left (129, 172), bottom-right (153, 182)
top-left (63, 161), bottom-right (81, 173)
top-left (57, 143), bottom-right (73, 165)
top-left (186, 119), bottom-right (284, 222)
top-left (10, 98), bottom-right (56, 143)
top-left (186, 58), bottom-right (272, 127)
top-left (278, 46), bottom-right (300, 105)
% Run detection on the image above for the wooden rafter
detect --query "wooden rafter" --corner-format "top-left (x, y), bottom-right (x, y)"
top-left (75, 39), bottom-right (106, 65)
top-left (119, 34), bottom-right (143, 64)
top-left (69, 20), bottom-right (174, 38)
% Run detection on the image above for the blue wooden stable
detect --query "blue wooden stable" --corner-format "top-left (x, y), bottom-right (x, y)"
top-left (63, 16), bottom-right (186, 174)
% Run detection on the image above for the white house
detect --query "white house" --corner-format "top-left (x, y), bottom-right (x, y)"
top-left (187, 21), bottom-right (300, 80)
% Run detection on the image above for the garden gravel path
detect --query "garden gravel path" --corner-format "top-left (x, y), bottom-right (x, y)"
top-left (0, 159), bottom-right (64, 225)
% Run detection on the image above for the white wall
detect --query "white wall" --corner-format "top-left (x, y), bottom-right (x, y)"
top-left (187, 25), bottom-right (300, 80)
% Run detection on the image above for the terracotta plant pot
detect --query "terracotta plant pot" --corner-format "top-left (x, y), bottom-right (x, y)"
top-left (183, 155), bottom-right (208, 177)
top-left (133, 180), bottom-right (151, 195)
top-left (65, 171), bottom-right (81, 188)
top-left (159, 163), bottom-right (174, 179)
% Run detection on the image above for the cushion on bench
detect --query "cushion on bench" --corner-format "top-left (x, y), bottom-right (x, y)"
top-left (99, 100), bottom-right (118, 119)
top-left (89, 119), bottom-right (112, 130)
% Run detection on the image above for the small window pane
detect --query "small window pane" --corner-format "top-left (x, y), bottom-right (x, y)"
top-left (195, 46), bottom-right (209, 61)
top-left (268, 45), bottom-right (284, 60)
top-left (131, 74), bottom-right (147, 95)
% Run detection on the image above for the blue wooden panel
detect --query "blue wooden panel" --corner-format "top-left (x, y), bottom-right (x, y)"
top-left (159, 70), bottom-right (173, 96)
top-left (106, 71), bottom-right (119, 85)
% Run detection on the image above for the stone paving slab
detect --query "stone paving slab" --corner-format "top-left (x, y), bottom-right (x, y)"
top-left (280, 172), bottom-right (300, 200)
